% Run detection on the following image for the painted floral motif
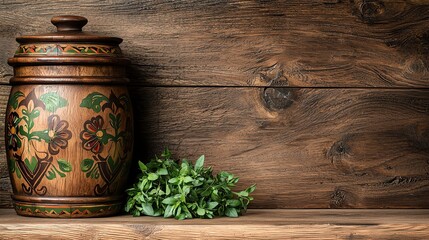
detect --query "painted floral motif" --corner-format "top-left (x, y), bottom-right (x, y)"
top-left (6, 112), bottom-right (21, 151)
top-left (79, 91), bottom-right (132, 196)
top-left (47, 115), bottom-right (72, 155)
top-left (81, 116), bottom-right (108, 154)
top-left (6, 89), bottom-right (73, 196)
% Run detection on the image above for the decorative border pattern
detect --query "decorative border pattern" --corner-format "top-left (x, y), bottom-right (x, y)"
top-left (15, 44), bottom-right (122, 56)
top-left (14, 203), bottom-right (122, 217)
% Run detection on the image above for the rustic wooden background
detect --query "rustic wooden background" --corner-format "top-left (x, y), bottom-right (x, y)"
top-left (1, 0), bottom-right (429, 209)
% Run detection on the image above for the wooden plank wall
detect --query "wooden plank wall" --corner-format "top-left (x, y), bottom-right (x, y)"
top-left (0, 0), bottom-right (429, 208)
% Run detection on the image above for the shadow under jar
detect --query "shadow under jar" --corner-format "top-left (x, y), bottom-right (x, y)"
top-left (6, 15), bottom-right (134, 218)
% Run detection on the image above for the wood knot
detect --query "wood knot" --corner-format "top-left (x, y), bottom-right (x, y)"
top-left (403, 57), bottom-right (428, 77)
top-left (327, 140), bottom-right (351, 163)
top-left (330, 188), bottom-right (347, 208)
top-left (262, 88), bottom-right (294, 111)
top-left (352, 0), bottom-right (385, 24)
top-left (326, 137), bottom-right (357, 174)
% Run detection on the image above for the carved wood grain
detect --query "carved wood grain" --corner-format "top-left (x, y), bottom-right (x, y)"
top-left (1, 209), bottom-right (429, 239)
top-left (0, 0), bottom-right (428, 87)
top-left (130, 87), bottom-right (429, 208)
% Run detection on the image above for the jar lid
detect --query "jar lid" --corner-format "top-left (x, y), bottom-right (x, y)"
top-left (8, 15), bottom-right (129, 66)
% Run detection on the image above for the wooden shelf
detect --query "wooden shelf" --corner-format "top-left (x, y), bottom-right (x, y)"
top-left (0, 209), bottom-right (428, 239)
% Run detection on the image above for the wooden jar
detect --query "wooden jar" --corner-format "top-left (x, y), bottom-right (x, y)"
top-left (6, 16), bottom-right (133, 217)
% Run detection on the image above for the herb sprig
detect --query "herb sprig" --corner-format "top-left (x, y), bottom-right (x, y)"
top-left (125, 149), bottom-right (256, 220)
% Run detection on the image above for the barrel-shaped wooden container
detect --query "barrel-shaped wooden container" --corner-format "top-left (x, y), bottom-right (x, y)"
top-left (5, 16), bottom-right (134, 218)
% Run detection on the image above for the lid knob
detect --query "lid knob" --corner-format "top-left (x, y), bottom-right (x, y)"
top-left (51, 15), bottom-right (88, 32)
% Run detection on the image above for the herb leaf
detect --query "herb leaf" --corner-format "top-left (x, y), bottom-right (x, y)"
top-left (125, 149), bottom-right (255, 220)
top-left (194, 155), bottom-right (204, 170)
top-left (142, 203), bottom-right (155, 216)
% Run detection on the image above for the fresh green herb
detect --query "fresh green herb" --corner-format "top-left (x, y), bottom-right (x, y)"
top-left (125, 149), bottom-right (256, 220)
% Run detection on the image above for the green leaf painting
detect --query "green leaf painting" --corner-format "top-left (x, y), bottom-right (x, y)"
top-left (24, 157), bottom-right (38, 173)
top-left (53, 166), bottom-right (66, 178)
top-left (58, 159), bottom-right (72, 172)
top-left (16, 166), bottom-right (22, 179)
top-left (31, 130), bottom-right (51, 142)
top-left (81, 158), bottom-right (99, 179)
top-left (80, 92), bottom-right (108, 113)
top-left (8, 91), bottom-right (24, 109)
top-left (8, 158), bottom-right (22, 179)
top-left (44, 159), bottom-right (72, 180)
top-left (81, 158), bottom-right (94, 172)
top-left (39, 92), bottom-right (68, 112)
top-left (8, 158), bottom-right (15, 173)
top-left (46, 170), bottom-right (56, 180)
top-left (107, 156), bottom-right (116, 172)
